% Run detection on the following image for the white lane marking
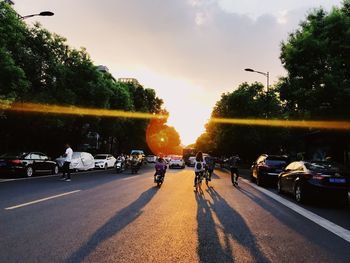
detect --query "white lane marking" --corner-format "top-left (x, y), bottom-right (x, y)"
top-left (241, 178), bottom-right (350, 243)
top-left (4, 190), bottom-right (81, 210)
top-left (0, 169), bottom-right (113, 183)
top-left (0, 179), bottom-right (17, 183)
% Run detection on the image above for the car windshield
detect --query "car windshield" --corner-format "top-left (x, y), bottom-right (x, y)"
top-left (305, 162), bottom-right (345, 173)
top-left (94, 155), bottom-right (107, 159)
top-left (265, 160), bottom-right (287, 166)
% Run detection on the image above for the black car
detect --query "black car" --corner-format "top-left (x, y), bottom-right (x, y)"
top-left (0, 152), bottom-right (59, 177)
top-left (277, 161), bottom-right (349, 204)
top-left (251, 154), bottom-right (288, 186)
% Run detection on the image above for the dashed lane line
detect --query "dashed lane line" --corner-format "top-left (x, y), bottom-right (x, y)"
top-left (4, 190), bottom-right (81, 210)
top-left (240, 178), bottom-right (350, 244)
top-left (0, 169), bottom-right (116, 183)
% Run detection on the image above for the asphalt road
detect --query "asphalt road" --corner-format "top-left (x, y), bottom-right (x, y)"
top-left (0, 165), bottom-right (349, 263)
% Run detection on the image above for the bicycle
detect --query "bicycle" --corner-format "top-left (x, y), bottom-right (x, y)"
top-left (205, 169), bottom-right (212, 186)
top-left (195, 171), bottom-right (204, 192)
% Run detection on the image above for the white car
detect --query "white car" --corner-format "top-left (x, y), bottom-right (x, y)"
top-left (168, 155), bottom-right (185, 169)
top-left (146, 155), bottom-right (157, 163)
top-left (187, 156), bottom-right (196, 167)
top-left (56, 152), bottom-right (95, 171)
top-left (94, 154), bottom-right (116, 169)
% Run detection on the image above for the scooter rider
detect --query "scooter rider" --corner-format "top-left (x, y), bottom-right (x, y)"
top-left (154, 157), bottom-right (167, 182)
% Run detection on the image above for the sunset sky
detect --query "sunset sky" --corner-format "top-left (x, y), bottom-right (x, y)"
top-left (13, 0), bottom-right (342, 145)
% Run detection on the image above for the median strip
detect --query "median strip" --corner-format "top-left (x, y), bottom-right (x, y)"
top-left (4, 190), bottom-right (81, 210)
top-left (241, 178), bottom-right (350, 244)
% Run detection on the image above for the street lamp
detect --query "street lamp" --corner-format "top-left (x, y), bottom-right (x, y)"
top-left (244, 68), bottom-right (269, 92)
top-left (21, 11), bottom-right (54, 20)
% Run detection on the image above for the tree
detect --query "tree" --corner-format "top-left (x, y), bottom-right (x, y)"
top-left (0, 3), bottom-right (166, 156)
top-left (279, 0), bottom-right (350, 120)
top-left (196, 82), bottom-right (284, 160)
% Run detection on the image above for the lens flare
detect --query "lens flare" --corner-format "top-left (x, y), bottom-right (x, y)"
top-left (210, 117), bottom-right (350, 130)
top-left (1, 100), bottom-right (350, 131)
top-left (0, 101), bottom-right (167, 120)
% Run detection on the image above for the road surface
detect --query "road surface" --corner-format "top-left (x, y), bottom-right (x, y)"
top-left (0, 165), bottom-right (349, 263)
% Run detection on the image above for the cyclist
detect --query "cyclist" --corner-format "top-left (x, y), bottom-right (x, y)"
top-left (194, 151), bottom-right (206, 189)
top-left (228, 154), bottom-right (240, 186)
top-left (204, 155), bottom-right (215, 184)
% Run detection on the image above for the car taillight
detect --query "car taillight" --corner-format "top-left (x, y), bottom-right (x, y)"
top-left (11, 160), bottom-right (21, 165)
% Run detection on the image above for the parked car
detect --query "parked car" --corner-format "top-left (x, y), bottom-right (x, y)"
top-left (187, 156), bottom-right (196, 167)
top-left (277, 161), bottom-right (349, 204)
top-left (169, 155), bottom-right (185, 169)
top-left (0, 152), bottom-right (59, 177)
top-left (164, 155), bottom-right (172, 164)
top-left (146, 155), bottom-right (157, 163)
top-left (251, 154), bottom-right (288, 186)
top-left (56, 152), bottom-right (95, 171)
top-left (94, 154), bottom-right (116, 169)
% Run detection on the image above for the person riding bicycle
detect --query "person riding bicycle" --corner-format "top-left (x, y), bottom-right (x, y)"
top-left (154, 157), bottom-right (167, 182)
top-left (204, 155), bottom-right (215, 183)
top-left (228, 154), bottom-right (240, 186)
top-left (194, 151), bottom-right (206, 188)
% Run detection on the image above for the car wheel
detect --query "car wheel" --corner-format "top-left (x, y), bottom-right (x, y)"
top-left (52, 165), bottom-right (59, 175)
top-left (25, 166), bottom-right (34, 177)
top-left (294, 183), bottom-right (306, 203)
top-left (277, 179), bottom-right (283, 194)
top-left (250, 172), bottom-right (255, 182)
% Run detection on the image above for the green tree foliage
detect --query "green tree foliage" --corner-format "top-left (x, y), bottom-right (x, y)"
top-left (196, 1), bottom-right (350, 160)
top-left (279, 0), bottom-right (350, 119)
top-left (0, 3), bottom-right (166, 156)
top-left (196, 82), bottom-right (285, 160)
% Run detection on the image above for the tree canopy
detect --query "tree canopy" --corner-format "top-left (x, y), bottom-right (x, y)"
top-left (0, 3), bottom-right (181, 156)
top-left (279, 0), bottom-right (350, 119)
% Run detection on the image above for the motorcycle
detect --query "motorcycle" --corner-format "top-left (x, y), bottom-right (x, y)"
top-left (130, 159), bottom-right (140, 174)
top-left (115, 160), bottom-right (125, 173)
top-left (155, 167), bottom-right (166, 187)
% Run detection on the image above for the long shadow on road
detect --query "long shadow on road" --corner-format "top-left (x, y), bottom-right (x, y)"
top-left (65, 187), bottom-right (159, 263)
top-left (195, 187), bottom-right (271, 263)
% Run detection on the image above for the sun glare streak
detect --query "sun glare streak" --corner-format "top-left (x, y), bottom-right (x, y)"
top-left (210, 117), bottom-right (350, 130)
top-left (1, 101), bottom-right (350, 131)
top-left (0, 101), bottom-right (167, 120)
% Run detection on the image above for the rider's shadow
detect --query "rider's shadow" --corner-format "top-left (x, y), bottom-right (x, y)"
top-left (196, 187), bottom-right (271, 263)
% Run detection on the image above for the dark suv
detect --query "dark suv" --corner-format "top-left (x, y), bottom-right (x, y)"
top-left (251, 154), bottom-right (288, 186)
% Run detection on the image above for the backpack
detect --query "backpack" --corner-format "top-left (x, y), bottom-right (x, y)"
top-left (196, 162), bottom-right (202, 170)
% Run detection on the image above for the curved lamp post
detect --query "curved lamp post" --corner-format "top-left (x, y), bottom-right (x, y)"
top-left (244, 68), bottom-right (269, 92)
top-left (21, 11), bottom-right (54, 20)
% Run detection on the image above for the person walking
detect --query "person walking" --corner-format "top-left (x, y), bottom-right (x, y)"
top-left (61, 143), bottom-right (73, 181)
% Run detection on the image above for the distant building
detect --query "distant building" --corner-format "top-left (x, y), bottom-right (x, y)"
top-left (118, 78), bottom-right (139, 86)
top-left (97, 65), bottom-right (109, 73)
